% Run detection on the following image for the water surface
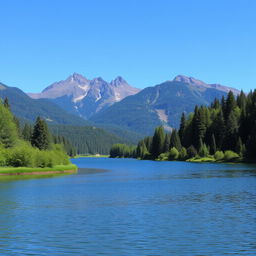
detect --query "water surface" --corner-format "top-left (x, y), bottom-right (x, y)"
top-left (0, 158), bottom-right (255, 255)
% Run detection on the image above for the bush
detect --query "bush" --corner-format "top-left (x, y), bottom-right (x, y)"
top-left (198, 143), bottom-right (209, 157)
top-left (187, 145), bottom-right (197, 158)
top-left (168, 147), bottom-right (179, 160)
top-left (6, 144), bottom-right (34, 167)
top-left (179, 147), bottom-right (187, 160)
top-left (0, 147), bottom-right (7, 166)
top-left (157, 152), bottom-right (169, 161)
top-left (224, 150), bottom-right (239, 161)
top-left (214, 151), bottom-right (224, 161)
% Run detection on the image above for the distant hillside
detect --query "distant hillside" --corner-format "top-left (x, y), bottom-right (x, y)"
top-left (91, 75), bottom-right (240, 135)
top-left (0, 82), bottom-right (89, 126)
top-left (49, 125), bottom-right (131, 155)
top-left (28, 73), bottom-right (140, 119)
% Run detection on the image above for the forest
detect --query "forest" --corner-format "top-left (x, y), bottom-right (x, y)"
top-left (0, 98), bottom-right (72, 168)
top-left (110, 90), bottom-right (256, 163)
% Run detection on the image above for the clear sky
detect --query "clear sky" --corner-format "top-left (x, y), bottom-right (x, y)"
top-left (0, 0), bottom-right (255, 92)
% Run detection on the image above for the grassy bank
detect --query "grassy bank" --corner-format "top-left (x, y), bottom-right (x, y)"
top-left (0, 164), bottom-right (77, 176)
top-left (74, 154), bottom-right (109, 158)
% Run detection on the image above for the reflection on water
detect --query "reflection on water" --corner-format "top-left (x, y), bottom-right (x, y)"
top-left (0, 158), bottom-right (255, 255)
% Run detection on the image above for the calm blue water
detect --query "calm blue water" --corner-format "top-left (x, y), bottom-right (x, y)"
top-left (0, 158), bottom-right (256, 255)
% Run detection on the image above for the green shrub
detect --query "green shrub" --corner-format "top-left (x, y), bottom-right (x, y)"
top-left (187, 145), bottom-right (197, 158)
top-left (199, 143), bottom-right (209, 157)
top-left (179, 147), bottom-right (187, 160)
top-left (157, 152), bottom-right (169, 161)
top-left (6, 144), bottom-right (34, 167)
top-left (168, 147), bottom-right (179, 160)
top-left (224, 150), bottom-right (239, 161)
top-left (214, 151), bottom-right (224, 160)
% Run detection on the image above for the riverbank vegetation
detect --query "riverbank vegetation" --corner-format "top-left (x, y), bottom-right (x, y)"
top-left (0, 99), bottom-right (76, 175)
top-left (110, 90), bottom-right (256, 163)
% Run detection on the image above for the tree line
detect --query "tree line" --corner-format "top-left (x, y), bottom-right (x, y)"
top-left (110, 90), bottom-right (256, 162)
top-left (0, 98), bottom-right (72, 167)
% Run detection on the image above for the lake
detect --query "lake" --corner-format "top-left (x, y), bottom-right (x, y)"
top-left (0, 158), bottom-right (256, 255)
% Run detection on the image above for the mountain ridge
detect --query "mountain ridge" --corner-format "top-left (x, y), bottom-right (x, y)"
top-left (28, 73), bottom-right (140, 119)
top-left (90, 75), bottom-right (240, 134)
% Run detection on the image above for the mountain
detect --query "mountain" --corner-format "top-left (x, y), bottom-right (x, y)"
top-left (91, 75), bottom-right (240, 135)
top-left (28, 73), bottom-right (140, 119)
top-left (0, 82), bottom-right (89, 126)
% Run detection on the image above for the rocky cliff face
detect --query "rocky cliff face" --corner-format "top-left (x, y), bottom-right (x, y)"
top-left (28, 73), bottom-right (140, 119)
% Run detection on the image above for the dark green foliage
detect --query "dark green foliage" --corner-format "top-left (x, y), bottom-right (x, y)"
top-left (53, 135), bottom-right (76, 157)
top-left (22, 124), bottom-right (33, 141)
top-left (163, 133), bottom-right (171, 152)
top-left (224, 91), bottom-right (236, 121)
top-left (198, 142), bottom-right (209, 157)
top-left (170, 129), bottom-right (182, 151)
top-left (210, 134), bottom-right (217, 155)
top-left (110, 144), bottom-right (136, 158)
top-left (31, 117), bottom-right (50, 150)
top-left (136, 141), bottom-right (149, 159)
top-left (151, 126), bottom-right (165, 159)
top-left (187, 145), bottom-right (197, 158)
top-left (0, 101), bottom-right (71, 168)
top-left (179, 112), bottom-right (186, 145)
top-left (110, 90), bottom-right (256, 163)
top-left (50, 125), bottom-right (129, 155)
top-left (211, 110), bottom-right (225, 149)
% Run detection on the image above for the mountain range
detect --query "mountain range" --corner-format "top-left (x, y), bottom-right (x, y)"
top-left (28, 73), bottom-right (140, 119)
top-left (0, 73), bottom-right (240, 146)
top-left (90, 75), bottom-right (240, 134)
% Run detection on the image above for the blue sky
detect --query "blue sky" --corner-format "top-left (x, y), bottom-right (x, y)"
top-left (0, 0), bottom-right (255, 92)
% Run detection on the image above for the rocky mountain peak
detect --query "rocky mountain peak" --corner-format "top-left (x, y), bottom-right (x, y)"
top-left (173, 75), bottom-right (206, 86)
top-left (110, 76), bottom-right (127, 87)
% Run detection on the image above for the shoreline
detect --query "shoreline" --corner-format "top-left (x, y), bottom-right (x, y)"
top-left (0, 164), bottom-right (78, 177)
top-left (0, 169), bottom-right (77, 176)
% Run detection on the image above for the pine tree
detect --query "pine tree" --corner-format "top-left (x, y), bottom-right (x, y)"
top-left (179, 112), bottom-right (186, 145)
top-left (163, 133), bottom-right (170, 152)
top-left (170, 129), bottom-right (182, 151)
top-left (223, 111), bottom-right (238, 151)
top-left (210, 134), bottom-right (217, 155)
top-left (212, 110), bottom-right (225, 150)
top-left (31, 117), bottom-right (50, 150)
top-left (151, 126), bottom-right (165, 159)
top-left (22, 124), bottom-right (33, 141)
top-left (192, 106), bottom-right (207, 150)
top-left (224, 91), bottom-right (236, 121)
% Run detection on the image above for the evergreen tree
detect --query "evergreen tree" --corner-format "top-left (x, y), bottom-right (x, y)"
top-left (31, 117), bottom-right (50, 150)
top-left (192, 106), bottom-right (207, 149)
top-left (212, 110), bottom-right (225, 150)
top-left (224, 91), bottom-right (236, 121)
top-left (210, 134), bottom-right (217, 155)
top-left (170, 129), bottom-right (182, 151)
top-left (163, 133), bottom-right (171, 152)
top-left (179, 112), bottom-right (186, 145)
top-left (151, 126), bottom-right (165, 159)
top-left (223, 111), bottom-right (238, 151)
top-left (136, 140), bottom-right (148, 159)
top-left (22, 124), bottom-right (33, 142)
